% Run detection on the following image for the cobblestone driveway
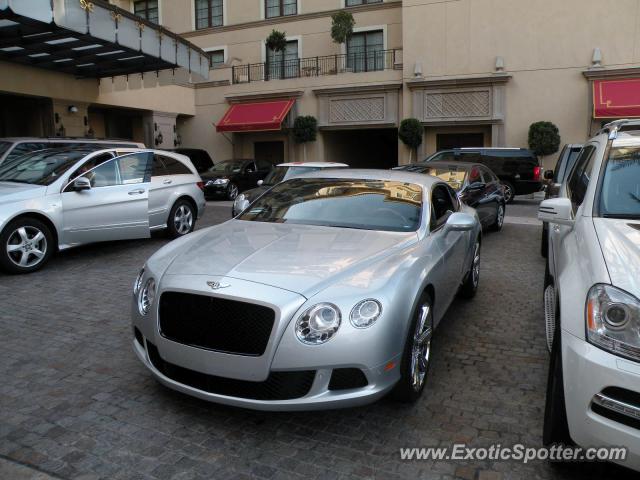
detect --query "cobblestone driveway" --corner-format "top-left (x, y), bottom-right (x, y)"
top-left (0, 201), bottom-right (634, 480)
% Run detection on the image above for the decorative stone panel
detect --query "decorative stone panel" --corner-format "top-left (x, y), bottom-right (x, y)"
top-left (425, 90), bottom-right (491, 119)
top-left (314, 83), bottom-right (401, 129)
top-left (329, 97), bottom-right (385, 123)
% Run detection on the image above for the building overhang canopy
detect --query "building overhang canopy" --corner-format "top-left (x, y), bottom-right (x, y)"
top-left (593, 78), bottom-right (640, 119)
top-left (216, 99), bottom-right (295, 133)
top-left (0, 0), bottom-right (209, 80)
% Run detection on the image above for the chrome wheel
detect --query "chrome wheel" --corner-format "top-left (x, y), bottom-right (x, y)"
top-left (502, 183), bottom-right (514, 203)
top-left (228, 184), bottom-right (239, 200)
top-left (410, 304), bottom-right (432, 392)
top-left (496, 205), bottom-right (505, 229)
top-left (471, 242), bottom-right (481, 288)
top-left (173, 205), bottom-right (193, 235)
top-left (6, 226), bottom-right (47, 268)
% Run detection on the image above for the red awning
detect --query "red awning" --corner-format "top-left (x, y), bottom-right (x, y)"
top-left (216, 99), bottom-right (295, 132)
top-left (594, 79), bottom-right (640, 118)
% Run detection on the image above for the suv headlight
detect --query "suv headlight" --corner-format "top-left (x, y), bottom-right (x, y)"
top-left (350, 299), bottom-right (382, 328)
top-left (587, 284), bottom-right (640, 361)
top-left (213, 178), bottom-right (229, 186)
top-left (138, 278), bottom-right (156, 316)
top-left (295, 303), bottom-right (341, 345)
top-left (133, 267), bottom-right (145, 295)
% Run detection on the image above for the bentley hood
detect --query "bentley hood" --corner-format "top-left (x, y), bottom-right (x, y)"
top-left (594, 218), bottom-right (640, 299)
top-left (164, 220), bottom-right (418, 297)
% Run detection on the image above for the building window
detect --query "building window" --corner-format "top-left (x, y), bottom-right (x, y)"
top-left (134, 0), bottom-right (159, 24)
top-left (195, 0), bottom-right (223, 29)
top-left (346, 0), bottom-right (382, 6)
top-left (265, 0), bottom-right (297, 18)
top-left (209, 49), bottom-right (225, 67)
top-left (267, 40), bottom-right (298, 79)
top-left (347, 30), bottom-right (384, 72)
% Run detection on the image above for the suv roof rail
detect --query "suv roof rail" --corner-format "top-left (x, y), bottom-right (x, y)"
top-left (596, 119), bottom-right (640, 140)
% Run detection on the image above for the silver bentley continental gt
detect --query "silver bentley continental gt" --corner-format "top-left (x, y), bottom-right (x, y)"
top-left (131, 169), bottom-right (482, 410)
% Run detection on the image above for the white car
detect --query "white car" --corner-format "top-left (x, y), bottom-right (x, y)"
top-left (539, 119), bottom-right (640, 471)
top-left (0, 148), bottom-right (205, 274)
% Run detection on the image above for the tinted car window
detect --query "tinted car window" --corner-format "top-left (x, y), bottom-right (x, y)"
top-left (210, 160), bottom-right (244, 174)
top-left (555, 147), bottom-right (582, 184)
top-left (68, 152), bottom-right (115, 183)
top-left (239, 178), bottom-right (422, 232)
top-left (429, 151), bottom-right (456, 162)
top-left (598, 146), bottom-right (640, 218)
top-left (160, 155), bottom-right (191, 175)
top-left (457, 151), bottom-right (482, 163)
top-left (152, 155), bottom-right (167, 176)
top-left (567, 145), bottom-right (596, 208)
top-left (430, 184), bottom-right (455, 229)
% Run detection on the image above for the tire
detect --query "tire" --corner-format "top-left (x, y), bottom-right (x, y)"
top-left (541, 223), bottom-right (549, 258)
top-left (543, 263), bottom-right (556, 354)
top-left (490, 202), bottom-right (505, 232)
top-left (0, 217), bottom-right (54, 274)
top-left (392, 292), bottom-right (434, 403)
top-left (543, 323), bottom-right (572, 446)
top-left (166, 200), bottom-right (195, 239)
top-left (502, 181), bottom-right (515, 204)
top-left (459, 240), bottom-right (481, 299)
top-left (227, 183), bottom-right (239, 201)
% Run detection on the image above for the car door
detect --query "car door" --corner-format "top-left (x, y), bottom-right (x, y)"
top-left (241, 161), bottom-right (260, 190)
top-left (60, 152), bottom-right (153, 246)
top-left (549, 145), bottom-right (597, 278)
top-left (148, 154), bottom-right (172, 229)
top-left (429, 184), bottom-right (467, 317)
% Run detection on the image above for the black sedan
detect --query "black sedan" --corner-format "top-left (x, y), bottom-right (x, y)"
top-left (395, 161), bottom-right (505, 231)
top-left (200, 159), bottom-right (272, 200)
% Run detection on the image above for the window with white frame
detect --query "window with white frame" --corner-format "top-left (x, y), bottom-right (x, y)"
top-left (347, 30), bottom-right (384, 72)
top-left (195, 0), bottom-right (223, 29)
top-left (265, 0), bottom-right (297, 18)
top-left (266, 40), bottom-right (298, 79)
top-left (134, 0), bottom-right (159, 23)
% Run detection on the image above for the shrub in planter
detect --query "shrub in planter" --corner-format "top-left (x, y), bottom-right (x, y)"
top-left (528, 121), bottom-right (561, 157)
top-left (398, 118), bottom-right (423, 163)
top-left (265, 30), bottom-right (287, 53)
top-left (293, 116), bottom-right (318, 162)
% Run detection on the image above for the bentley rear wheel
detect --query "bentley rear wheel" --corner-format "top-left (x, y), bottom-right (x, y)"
top-left (392, 292), bottom-right (433, 403)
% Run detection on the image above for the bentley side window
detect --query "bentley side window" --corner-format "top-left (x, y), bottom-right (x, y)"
top-left (430, 185), bottom-right (455, 230)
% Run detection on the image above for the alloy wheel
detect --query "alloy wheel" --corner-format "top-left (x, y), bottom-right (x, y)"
top-left (410, 304), bottom-right (432, 392)
top-left (503, 184), bottom-right (513, 203)
top-left (228, 184), bottom-right (239, 200)
top-left (471, 242), bottom-right (481, 288)
top-left (173, 205), bottom-right (193, 235)
top-left (6, 226), bottom-right (48, 268)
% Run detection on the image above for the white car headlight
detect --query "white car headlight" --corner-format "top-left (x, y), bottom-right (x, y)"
top-left (138, 278), bottom-right (156, 316)
top-left (213, 178), bottom-right (230, 186)
top-left (133, 267), bottom-right (145, 296)
top-left (350, 299), bottom-right (382, 328)
top-left (587, 284), bottom-right (640, 361)
top-left (295, 303), bottom-right (341, 345)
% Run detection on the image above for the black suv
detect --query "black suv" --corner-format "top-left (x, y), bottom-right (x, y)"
top-left (425, 148), bottom-right (542, 203)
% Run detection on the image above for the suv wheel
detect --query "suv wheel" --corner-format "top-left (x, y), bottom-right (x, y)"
top-left (167, 200), bottom-right (195, 238)
top-left (501, 181), bottom-right (515, 204)
top-left (0, 218), bottom-right (54, 274)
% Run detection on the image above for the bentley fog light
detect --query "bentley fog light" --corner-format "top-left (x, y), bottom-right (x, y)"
top-left (350, 299), bottom-right (382, 328)
top-left (587, 284), bottom-right (640, 361)
top-left (138, 278), bottom-right (156, 316)
top-left (295, 303), bottom-right (341, 345)
top-left (133, 267), bottom-right (145, 295)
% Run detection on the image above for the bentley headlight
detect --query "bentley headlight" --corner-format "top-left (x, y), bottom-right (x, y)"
top-left (350, 299), bottom-right (382, 328)
top-left (295, 303), bottom-right (341, 345)
top-left (138, 278), bottom-right (156, 316)
top-left (587, 284), bottom-right (640, 361)
top-left (133, 267), bottom-right (145, 296)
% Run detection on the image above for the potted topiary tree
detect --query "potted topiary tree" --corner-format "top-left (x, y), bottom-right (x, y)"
top-left (398, 118), bottom-right (423, 163)
top-left (528, 121), bottom-right (561, 167)
top-left (331, 11), bottom-right (355, 73)
top-left (265, 30), bottom-right (287, 80)
top-left (292, 116), bottom-right (318, 162)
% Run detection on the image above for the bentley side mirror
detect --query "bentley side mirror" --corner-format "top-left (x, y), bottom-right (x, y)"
top-left (445, 212), bottom-right (475, 231)
top-left (73, 177), bottom-right (91, 191)
top-left (544, 170), bottom-right (554, 180)
top-left (538, 197), bottom-right (574, 227)
top-left (257, 179), bottom-right (264, 186)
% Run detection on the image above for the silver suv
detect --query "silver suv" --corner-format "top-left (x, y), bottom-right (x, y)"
top-left (0, 148), bottom-right (205, 274)
top-left (0, 137), bottom-right (144, 165)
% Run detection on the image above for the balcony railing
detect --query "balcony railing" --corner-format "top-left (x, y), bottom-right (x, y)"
top-left (232, 49), bottom-right (401, 84)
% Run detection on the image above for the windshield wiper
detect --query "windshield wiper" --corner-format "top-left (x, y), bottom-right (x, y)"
top-left (602, 213), bottom-right (640, 219)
